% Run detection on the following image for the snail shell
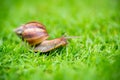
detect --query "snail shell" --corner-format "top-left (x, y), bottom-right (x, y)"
top-left (15, 22), bottom-right (49, 45)
top-left (34, 37), bottom-right (67, 52)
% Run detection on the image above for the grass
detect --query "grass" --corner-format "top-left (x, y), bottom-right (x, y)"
top-left (0, 0), bottom-right (120, 80)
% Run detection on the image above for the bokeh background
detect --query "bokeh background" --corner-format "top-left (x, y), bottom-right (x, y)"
top-left (0, 0), bottom-right (120, 80)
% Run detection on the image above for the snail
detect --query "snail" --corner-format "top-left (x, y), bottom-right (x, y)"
top-left (14, 22), bottom-right (67, 52)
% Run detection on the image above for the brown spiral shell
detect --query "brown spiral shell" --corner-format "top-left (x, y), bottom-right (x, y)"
top-left (15, 22), bottom-right (49, 45)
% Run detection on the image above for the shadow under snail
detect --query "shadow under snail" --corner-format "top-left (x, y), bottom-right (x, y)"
top-left (14, 22), bottom-right (78, 52)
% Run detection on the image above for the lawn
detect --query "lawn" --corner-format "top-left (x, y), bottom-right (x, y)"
top-left (0, 0), bottom-right (120, 80)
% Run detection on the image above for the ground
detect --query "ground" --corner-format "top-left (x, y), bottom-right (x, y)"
top-left (0, 0), bottom-right (120, 80)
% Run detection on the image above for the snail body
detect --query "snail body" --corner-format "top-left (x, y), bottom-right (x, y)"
top-left (34, 37), bottom-right (67, 52)
top-left (15, 22), bottom-right (67, 52)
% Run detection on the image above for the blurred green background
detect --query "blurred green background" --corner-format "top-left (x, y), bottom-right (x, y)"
top-left (0, 0), bottom-right (120, 80)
